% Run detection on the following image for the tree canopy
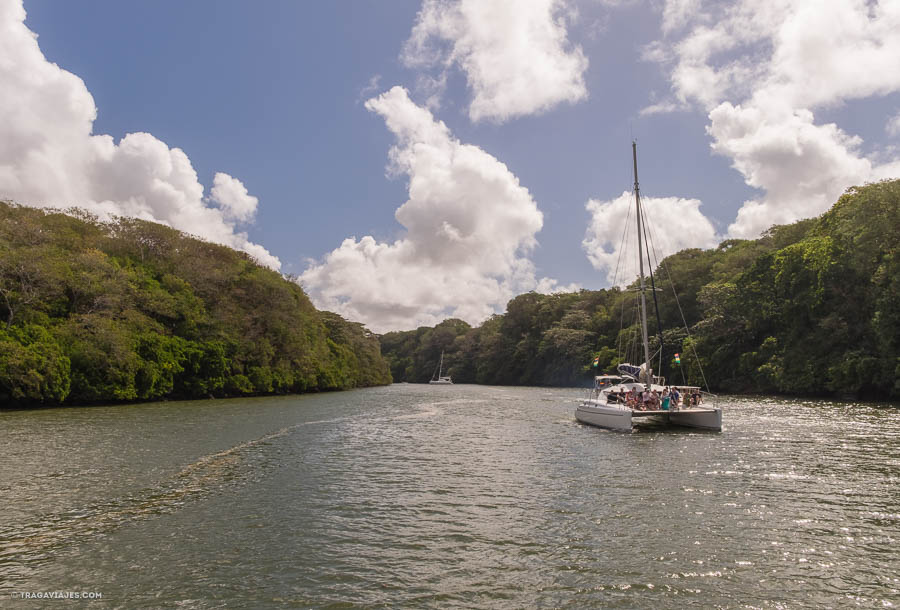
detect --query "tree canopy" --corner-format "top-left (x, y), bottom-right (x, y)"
top-left (4, 179), bottom-right (897, 405)
top-left (380, 180), bottom-right (900, 400)
top-left (0, 203), bottom-right (391, 406)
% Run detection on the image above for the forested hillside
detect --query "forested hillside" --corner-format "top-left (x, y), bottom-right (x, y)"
top-left (0, 202), bottom-right (391, 406)
top-left (381, 180), bottom-right (899, 400)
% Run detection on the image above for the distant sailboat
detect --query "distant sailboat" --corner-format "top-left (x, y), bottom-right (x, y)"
top-left (429, 351), bottom-right (453, 385)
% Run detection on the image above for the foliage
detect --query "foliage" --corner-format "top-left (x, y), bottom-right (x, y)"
top-left (0, 324), bottom-right (70, 403)
top-left (0, 202), bottom-right (391, 407)
top-left (379, 180), bottom-right (900, 399)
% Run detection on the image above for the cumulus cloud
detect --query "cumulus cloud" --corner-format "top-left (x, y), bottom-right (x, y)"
top-left (402, 0), bottom-right (588, 123)
top-left (0, 0), bottom-right (278, 268)
top-left (301, 86), bottom-right (572, 332)
top-left (583, 191), bottom-right (719, 284)
top-left (661, 0), bottom-right (702, 35)
top-left (210, 172), bottom-right (258, 222)
top-left (709, 103), bottom-right (873, 238)
top-left (888, 111), bottom-right (900, 138)
top-left (649, 0), bottom-right (900, 237)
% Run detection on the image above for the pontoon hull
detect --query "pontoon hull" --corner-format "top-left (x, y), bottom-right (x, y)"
top-left (576, 403), bottom-right (722, 432)
top-left (575, 404), bottom-right (633, 431)
top-left (668, 408), bottom-right (722, 430)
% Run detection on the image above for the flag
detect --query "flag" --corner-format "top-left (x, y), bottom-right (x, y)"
top-left (674, 353), bottom-right (681, 364)
top-left (592, 356), bottom-right (599, 367)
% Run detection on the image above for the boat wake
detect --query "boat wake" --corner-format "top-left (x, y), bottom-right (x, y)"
top-left (0, 415), bottom-right (348, 589)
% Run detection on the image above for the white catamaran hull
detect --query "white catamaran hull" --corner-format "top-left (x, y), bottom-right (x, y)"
top-left (576, 401), bottom-right (722, 432)
top-left (575, 403), bottom-right (633, 431)
top-left (668, 408), bottom-right (722, 430)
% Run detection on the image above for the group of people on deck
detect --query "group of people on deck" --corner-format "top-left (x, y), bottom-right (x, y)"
top-left (609, 386), bottom-right (703, 411)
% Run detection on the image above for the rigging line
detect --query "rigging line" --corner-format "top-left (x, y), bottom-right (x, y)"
top-left (626, 261), bottom-right (644, 366)
top-left (639, 198), bottom-right (665, 379)
top-left (642, 203), bottom-right (712, 392)
top-left (641, 205), bottom-right (677, 378)
top-left (625, 300), bottom-right (638, 368)
top-left (614, 204), bottom-right (635, 365)
top-left (616, 283), bottom-right (635, 367)
top-left (642, 212), bottom-right (667, 379)
top-left (615, 298), bottom-right (626, 366)
top-left (620, 291), bottom-right (639, 367)
top-left (641, 204), bottom-right (664, 273)
top-left (611, 198), bottom-right (634, 288)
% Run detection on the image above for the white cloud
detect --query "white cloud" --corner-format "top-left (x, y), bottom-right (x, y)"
top-left (888, 111), bottom-right (900, 138)
top-left (639, 99), bottom-right (688, 116)
top-left (583, 191), bottom-right (719, 284)
top-left (650, 0), bottom-right (900, 237)
top-left (0, 0), bottom-right (279, 269)
top-left (661, 0), bottom-right (703, 34)
top-left (357, 74), bottom-right (382, 104)
top-left (210, 172), bottom-right (258, 222)
top-left (402, 0), bottom-right (588, 123)
top-left (301, 86), bottom-right (565, 332)
top-left (709, 103), bottom-right (872, 238)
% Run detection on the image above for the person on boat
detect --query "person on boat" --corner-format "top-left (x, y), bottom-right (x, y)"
top-left (641, 389), bottom-right (652, 411)
top-left (669, 387), bottom-right (679, 409)
top-left (627, 388), bottom-right (638, 408)
top-left (693, 390), bottom-right (702, 406)
top-left (651, 389), bottom-right (660, 409)
top-left (661, 388), bottom-right (671, 411)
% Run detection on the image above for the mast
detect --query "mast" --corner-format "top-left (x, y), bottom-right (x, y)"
top-left (632, 142), bottom-right (652, 385)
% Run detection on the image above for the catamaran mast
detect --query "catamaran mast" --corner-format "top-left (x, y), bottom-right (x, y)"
top-left (632, 142), bottom-right (652, 385)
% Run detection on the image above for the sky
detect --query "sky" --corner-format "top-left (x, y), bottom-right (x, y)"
top-left (3, 0), bottom-right (900, 332)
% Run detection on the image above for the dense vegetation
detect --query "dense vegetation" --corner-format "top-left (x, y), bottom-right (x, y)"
top-left (380, 180), bottom-right (900, 400)
top-left (0, 202), bottom-right (391, 407)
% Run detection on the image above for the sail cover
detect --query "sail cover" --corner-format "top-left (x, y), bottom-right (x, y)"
top-left (617, 364), bottom-right (643, 379)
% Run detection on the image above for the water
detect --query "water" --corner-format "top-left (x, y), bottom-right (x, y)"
top-left (1, 385), bottom-right (898, 608)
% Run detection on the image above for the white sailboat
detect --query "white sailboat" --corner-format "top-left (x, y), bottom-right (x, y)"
top-left (429, 351), bottom-right (453, 385)
top-left (575, 143), bottom-right (722, 432)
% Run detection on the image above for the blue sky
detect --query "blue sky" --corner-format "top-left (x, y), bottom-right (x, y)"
top-left (5, 0), bottom-right (900, 331)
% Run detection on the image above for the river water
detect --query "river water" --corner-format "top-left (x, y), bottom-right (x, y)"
top-left (1, 384), bottom-right (898, 608)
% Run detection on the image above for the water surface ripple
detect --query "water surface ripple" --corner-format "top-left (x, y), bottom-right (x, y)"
top-left (1, 386), bottom-right (898, 608)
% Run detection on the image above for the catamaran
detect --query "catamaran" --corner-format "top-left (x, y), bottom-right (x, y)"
top-left (429, 351), bottom-right (453, 385)
top-left (575, 143), bottom-right (722, 432)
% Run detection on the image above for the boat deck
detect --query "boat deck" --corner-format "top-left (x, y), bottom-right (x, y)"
top-left (630, 407), bottom-right (717, 417)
